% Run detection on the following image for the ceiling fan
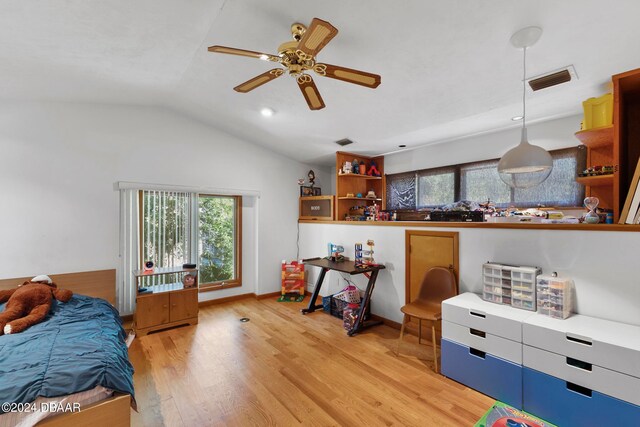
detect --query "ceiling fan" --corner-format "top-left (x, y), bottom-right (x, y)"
top-left (208, 18), bottom-right (381, 110)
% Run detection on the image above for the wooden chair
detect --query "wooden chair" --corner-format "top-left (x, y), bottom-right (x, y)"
top-left (396, 266), bottom-right (457, 373)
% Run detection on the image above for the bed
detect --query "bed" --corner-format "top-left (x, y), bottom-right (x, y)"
top-left (0, 269), bottom-right (133, 427)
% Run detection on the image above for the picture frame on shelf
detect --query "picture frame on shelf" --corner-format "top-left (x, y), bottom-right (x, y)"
top-left (300, 186), bottom-right (321, 196)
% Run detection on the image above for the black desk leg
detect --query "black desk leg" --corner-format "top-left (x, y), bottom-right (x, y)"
top-left (301, 267), bottom-right (328, 314)
top-left (348, 269), bottom-right (382, 336)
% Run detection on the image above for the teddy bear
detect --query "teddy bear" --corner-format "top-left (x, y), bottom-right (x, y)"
top-left (0, 275), bottom-right (73, 335)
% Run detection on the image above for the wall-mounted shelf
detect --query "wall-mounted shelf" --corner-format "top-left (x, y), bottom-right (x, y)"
top-left (337, 174), bottom-right (382, 180)
top-left (575, 125), bottom-right (614, 148)
top-left (576, 174), bottom-right (614, 187)
top-left (335, 152), bottom-right (385, 220)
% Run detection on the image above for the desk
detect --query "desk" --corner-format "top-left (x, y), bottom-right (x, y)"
top-left (302, 258), bottom-right (386, 336)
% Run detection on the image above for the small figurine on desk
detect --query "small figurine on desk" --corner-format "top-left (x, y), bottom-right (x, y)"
top-left (354, 243), bottom-right (364, 267)
top-left (367, 160), bottom-right (381, 177)
top-left (365, 239), bottom-right (376, 265)
top-left (327, 242), bottom-right (345, 262)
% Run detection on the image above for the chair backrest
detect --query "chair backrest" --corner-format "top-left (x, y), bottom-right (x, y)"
top-left (415, 267), bottom-right (458, 304)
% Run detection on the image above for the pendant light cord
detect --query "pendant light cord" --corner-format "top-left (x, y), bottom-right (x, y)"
top-left (522, 46), bottom-right (527, 131)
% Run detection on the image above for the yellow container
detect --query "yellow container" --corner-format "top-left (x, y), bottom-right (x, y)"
top-left (582, 93), bottom-right (613, 130)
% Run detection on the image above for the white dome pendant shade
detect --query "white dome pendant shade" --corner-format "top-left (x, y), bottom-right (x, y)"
top-left (498, 26), bottom-right (553, 189)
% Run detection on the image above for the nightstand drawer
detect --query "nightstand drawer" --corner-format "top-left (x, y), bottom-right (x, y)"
top-left (441, 338), bottom-right (523, 409)
top-left (442, 320), bottom-right (522, 364)
top-left (523, 367), bottom-right (640, 426)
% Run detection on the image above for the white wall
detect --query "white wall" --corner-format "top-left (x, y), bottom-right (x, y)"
top-left (385, 115), bottom-right (582, 174)
top-left (0, 101), bottom-right (330, 304)
top-left (299, 223), bottom-right (640, 326)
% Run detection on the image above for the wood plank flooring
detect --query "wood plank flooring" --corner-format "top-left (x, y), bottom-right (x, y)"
top-left (128, 298), bottom-right (493, 426)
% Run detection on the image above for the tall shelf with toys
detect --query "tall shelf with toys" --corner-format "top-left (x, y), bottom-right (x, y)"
top-left (574, 68), bottom-right (640, 223)
top-left (335, 151), bottom-right (385, 220)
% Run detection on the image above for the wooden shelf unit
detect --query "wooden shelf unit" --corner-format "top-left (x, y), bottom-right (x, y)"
top-left (614, 68), bottom-right (640, 223)
top-left (335, 151), bottom-right (385, 220)
top-left (574, 68), bottom-right (640, 223)
top-left (134, 267), bottom-right (199, 336)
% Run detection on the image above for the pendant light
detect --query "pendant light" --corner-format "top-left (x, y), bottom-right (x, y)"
top-left (498, 26), bottom-right (553, 189)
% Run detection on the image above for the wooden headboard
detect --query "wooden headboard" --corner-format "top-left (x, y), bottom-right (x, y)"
top-left (0, 269), bottom-right (116, 306)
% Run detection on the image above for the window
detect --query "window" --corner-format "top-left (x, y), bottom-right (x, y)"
top-left (417, 167), bottom-right (456, 208)
top-left (386, 147), bottom-right (585, 210)
top-left (140, 191), bottom-right (242, 290)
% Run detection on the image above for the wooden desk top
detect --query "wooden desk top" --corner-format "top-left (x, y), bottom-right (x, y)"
top-left (304, 258), bottom-right (385, 274)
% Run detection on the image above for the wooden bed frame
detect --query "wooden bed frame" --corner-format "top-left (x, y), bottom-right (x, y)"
top-left (0, 269), bottom-right (132, 427)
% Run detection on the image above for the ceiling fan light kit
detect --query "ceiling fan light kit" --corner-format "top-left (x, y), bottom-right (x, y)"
top-left (498, 26), bottom-right (553, 189)
top-left (208, 18), bottom-right (381, 110)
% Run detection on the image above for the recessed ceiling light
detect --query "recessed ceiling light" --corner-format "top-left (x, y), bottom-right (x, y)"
top-left (260, 107), bottom-right (275, 117)
top-left (398, 144), bottom-right (406, 148)
top-left (511, 116), bottom-right (523, 121)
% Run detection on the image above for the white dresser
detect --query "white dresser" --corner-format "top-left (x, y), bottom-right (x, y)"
top-left (442, 292), bottom-right (640, 426)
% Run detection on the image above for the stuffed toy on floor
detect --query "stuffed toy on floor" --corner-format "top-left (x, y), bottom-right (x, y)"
top-left (0, 275), bottom-right (73, 335)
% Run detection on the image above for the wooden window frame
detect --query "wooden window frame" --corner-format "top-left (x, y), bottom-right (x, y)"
top-left (198, 195), bottom-right (242, 292)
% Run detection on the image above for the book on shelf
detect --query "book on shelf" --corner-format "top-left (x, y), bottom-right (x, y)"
top-left (620, 157), bottom-right (640, 224)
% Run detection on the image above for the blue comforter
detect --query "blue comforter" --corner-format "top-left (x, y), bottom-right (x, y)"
top-left (0, 295), bottom-right (134, 411)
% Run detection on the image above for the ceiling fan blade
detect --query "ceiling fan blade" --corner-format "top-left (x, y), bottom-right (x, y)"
top-left (234, 69), bottom-right (284, 93)
top-left (208, 45), bottom-right (280, 62)
top-left (314, 63), bottom-right (381, 88)
top-left (296, 18), bottom-right (338, 59)
top-left (297, 75), bottom-right (325, 110)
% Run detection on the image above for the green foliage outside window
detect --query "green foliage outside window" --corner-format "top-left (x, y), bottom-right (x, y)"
top-left (199, 196), bottom-right (236, 284)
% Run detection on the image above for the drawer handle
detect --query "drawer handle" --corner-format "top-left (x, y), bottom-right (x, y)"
top-left (469, 348), bottom-right (486, 359)
top-left (469, 310), bottom-right (486, 319)
top-left (469, 328), bottom-right (486, 338)
top-left (566, 357), bottom-right (592, 372)
top-left (566, 334), bottom-right (592, 346)
top-left (566, 382), bottom-right (592, 398)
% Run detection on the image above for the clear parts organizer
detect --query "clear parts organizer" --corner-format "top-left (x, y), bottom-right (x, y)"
top-left (482, 262), bottom-right (541, 311)
top-left (536, 274), bottom-right (573, 319)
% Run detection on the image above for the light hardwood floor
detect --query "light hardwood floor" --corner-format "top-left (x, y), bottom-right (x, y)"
top-left (128, 298), bottom-right (493, 426)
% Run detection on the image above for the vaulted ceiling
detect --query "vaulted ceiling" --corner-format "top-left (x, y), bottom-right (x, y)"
top-left (2, 0), bottom-right (640, 165)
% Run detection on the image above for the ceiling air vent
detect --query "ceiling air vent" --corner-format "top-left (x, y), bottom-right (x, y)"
top-left (527, 66), bottom-right (577, 92)
top-left (335, 138), bottom-right (354, 146)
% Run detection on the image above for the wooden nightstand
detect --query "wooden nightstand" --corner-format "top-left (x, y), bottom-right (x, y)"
top-left (133, 267), bottom-right (199, 336)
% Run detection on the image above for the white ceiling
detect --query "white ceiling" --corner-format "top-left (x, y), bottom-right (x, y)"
top-left (2, 0), bottom-right (640, 165)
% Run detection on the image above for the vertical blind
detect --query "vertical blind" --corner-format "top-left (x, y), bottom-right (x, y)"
top-left (140, 190), bottom-right (192, 287)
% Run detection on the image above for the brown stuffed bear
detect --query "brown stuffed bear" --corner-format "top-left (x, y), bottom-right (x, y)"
top-left (0, 275), bottom-right (73, 335)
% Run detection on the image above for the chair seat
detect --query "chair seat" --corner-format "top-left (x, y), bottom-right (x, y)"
top-left (400, 301), bottom-right (441, 321)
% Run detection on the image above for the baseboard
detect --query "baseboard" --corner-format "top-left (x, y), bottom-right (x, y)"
top-left (255, 291), bottom-right (281, 300)
top-left (198, 292), bottom-right (256, 307)
top-left (370, 313), bottom-right (402, 330)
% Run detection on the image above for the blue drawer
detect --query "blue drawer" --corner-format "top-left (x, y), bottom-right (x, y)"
top-left (523, 367), bottom-right (640, 426)
top-left (441, 338), bottom-right (523, 409)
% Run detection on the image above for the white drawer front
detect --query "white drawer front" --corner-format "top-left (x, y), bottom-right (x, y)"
top-left (442, 293), bottom-right (534, 342)
top-left (523, 315), bottom-right (640, 378)
top-left (442, 320), bottom-right (522, 364)
top-left (523, 345), bottom-right (640, 406)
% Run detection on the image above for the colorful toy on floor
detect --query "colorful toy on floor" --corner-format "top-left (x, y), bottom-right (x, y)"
top-left (281, 260), bottom-right (305, 297)
top-left (475, 401), bottom-right (555, 427)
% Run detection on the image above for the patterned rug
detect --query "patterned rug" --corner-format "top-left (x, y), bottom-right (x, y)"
top-left (475, 402), bottom-right (557, 427)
